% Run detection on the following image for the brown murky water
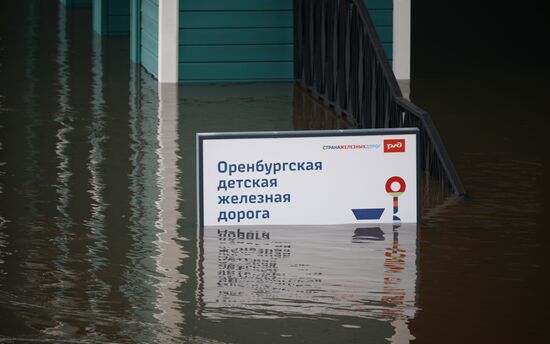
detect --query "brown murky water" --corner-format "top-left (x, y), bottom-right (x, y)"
top-left (0, 2), bottom-right (547, 343)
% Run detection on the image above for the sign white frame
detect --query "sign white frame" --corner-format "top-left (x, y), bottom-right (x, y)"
top-left (197, 128), bottom-right (420, 226)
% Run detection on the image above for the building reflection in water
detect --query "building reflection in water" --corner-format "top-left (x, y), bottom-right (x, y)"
top-left (0, 4), bottom-right (187, 340)
top-left (153, 83), bottom-right (187, 340)
top-left (126, 61), bottom-right (187, 341)
top-left (54, 2), bottom-right (73, 236)
top-left (197, 224), bottom-right (417, 342)
top-left (86, 32), bottom-right (108, 264)
top-left (45, 5), bottom-right (76, 336)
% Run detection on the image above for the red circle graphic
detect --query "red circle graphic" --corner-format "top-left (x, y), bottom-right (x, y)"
top-left (385, 176), bottom-right (406, 195)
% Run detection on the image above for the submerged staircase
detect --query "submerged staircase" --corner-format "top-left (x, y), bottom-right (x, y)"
top-left (293, 0), bottom-right (466, 196)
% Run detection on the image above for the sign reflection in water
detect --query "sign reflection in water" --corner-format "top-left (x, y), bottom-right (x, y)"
top-left (197, 224), bottom-right (417, 331)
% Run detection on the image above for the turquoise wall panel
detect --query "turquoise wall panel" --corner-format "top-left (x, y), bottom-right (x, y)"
top-left (130, 0), bottom-right (393, 83)
top-left (364, 0), bottom-right (393, 9)
top-left (179, 28), bottom-right (293, 45)
top-left (364, 0), bottom-right (393, 64)
top-left (178, 0), bottom-right (293, 83)
top-left (93, 0), bottom-right (105, 34)
top-left (179, 62), bottom-right (294, 82)
top-left (180, 0), bottom-right (292, 11)
top-left (368, 9), bottom-right (393, 26)
top-left (140, 0), bottom-right (158, 77)
top-left (59, 0), bottom-right (92, 7)
top-left (108, 15), bottom-right (130, 34)
top-left (179, 45), bottom-right (293, 63)
top-left (108, 0), bottom-right (130, 15)
top-left (130, 0), bottom-right (141, 62)
top-left (179, 11), bottom-right (293, 29)
top-left (93, 0), bottom-right (130, 35)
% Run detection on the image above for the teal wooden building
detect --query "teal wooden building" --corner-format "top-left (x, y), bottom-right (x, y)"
top-left (62, 0), bottom-right (410, 83)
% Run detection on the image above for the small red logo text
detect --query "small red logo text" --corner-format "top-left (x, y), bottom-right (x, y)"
top-left (384, 139), bottom-right (405, 153)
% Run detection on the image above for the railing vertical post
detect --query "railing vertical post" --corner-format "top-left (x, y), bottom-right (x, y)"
top-left (293, 0), bottom-right (466, 196)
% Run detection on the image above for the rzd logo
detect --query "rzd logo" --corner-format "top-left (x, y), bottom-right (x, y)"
top-left (384, 139), bottom-right (405, 153)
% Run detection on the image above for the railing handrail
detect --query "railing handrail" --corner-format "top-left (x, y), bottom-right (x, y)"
top-left (294, 0), bottom-right (466, 196)
top-left (395, 97), bottom-right (466, 195)
top-left (359, 0), bottom-right (466, 195)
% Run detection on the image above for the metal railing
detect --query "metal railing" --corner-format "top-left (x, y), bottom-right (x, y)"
top-left (293, 0), bottom-right (466, 196)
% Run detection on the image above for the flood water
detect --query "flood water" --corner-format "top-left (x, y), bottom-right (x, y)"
top-left (1, 2), bottom-right (548, 343)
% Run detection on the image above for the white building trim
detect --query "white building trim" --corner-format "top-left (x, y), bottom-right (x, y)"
top-left (158, 0), bottom-right (179, 83)
top-left (393, 0), bottom-right (411, 80)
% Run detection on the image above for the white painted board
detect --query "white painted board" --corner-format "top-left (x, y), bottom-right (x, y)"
top-left (197, 129), bottom-right (419, 226)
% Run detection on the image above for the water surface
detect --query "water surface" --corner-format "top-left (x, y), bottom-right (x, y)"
top-left (1, 2), bottom-right (547, 343)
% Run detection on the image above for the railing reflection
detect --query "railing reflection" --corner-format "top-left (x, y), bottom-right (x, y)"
top-left (292, 83), bottom-right (459, 215)
top-left (292, 84), bottom-right (352, 130)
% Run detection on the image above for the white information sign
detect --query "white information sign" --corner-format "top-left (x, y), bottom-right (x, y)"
top-left (197, 129), bottom-right (419, 226)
